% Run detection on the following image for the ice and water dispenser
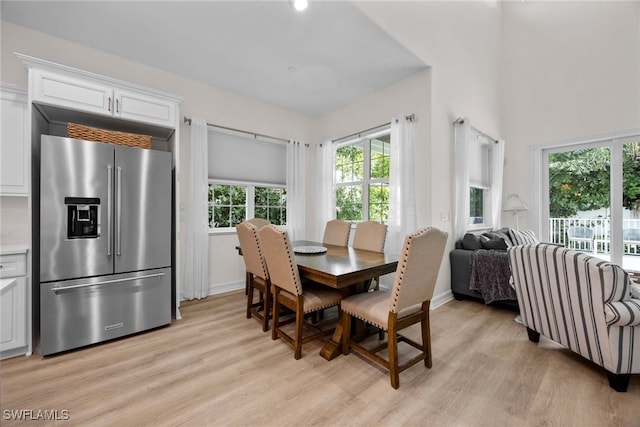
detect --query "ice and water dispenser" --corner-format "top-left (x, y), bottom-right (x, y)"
top-left (65, 197), bottom-right (100, 239)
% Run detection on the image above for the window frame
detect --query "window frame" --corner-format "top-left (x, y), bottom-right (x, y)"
top-left (334, 131), bottom-right (391, 224)
top-left (208, 179), bottom-right (287, 234)
top-left (466, 140), bottom-right (493, 232)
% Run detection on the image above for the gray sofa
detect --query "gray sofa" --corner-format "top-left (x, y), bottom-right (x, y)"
top-left (450, 228), bottom-right (531, 307)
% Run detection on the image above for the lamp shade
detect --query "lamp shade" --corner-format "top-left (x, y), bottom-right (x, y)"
top-left (503, 193), bottom-right (528, 212)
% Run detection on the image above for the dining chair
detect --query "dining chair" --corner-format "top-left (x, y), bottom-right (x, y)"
top-left (352, 221), bottom-right (387, 291)
top-left (236, 221), bottom-right (271, 332)
top-left (340, 227), bottom-right (448, 389)
top-left (322, 219), bottom-right (351, 247)
top-left (259, 224), bottom-right (343, 359)
top-left (241, 218), bottom-right (270, 295)
top-left (247, 217), bottom-right (270, 229)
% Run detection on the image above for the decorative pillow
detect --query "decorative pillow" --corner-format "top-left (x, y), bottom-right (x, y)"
top-left (462, 233), bottom-right (483, 250)
top-left (631, 283), bottom-right (640, 300)
top-left (484, 230), bottom-right (514, 247)
top-left (481, 238), bottom-right (508, 251)
top-left (508, 229), bottom-right (539, 246)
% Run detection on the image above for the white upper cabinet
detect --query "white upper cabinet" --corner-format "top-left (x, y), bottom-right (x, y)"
top-left (22, 55), bottom-right (180, 129)
top-left (0, 84), bottom-right (29, 196)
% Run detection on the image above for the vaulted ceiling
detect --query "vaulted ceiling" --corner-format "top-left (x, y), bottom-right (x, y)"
top-left (1, 1), bottom-right (428, 116)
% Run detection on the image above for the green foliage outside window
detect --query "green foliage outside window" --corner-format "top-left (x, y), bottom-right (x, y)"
top-left (210, 184), bottom-right (246, 228)
top-left (548, 142), bottom-right (640, 218)
top-left (255, 187), bottom-right (287, 225)
top-left (335, 134), bottom-right (390, 223)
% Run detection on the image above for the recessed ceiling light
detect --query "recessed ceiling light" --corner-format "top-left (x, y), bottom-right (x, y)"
top-left (292, 0), bottom-right (308, 12)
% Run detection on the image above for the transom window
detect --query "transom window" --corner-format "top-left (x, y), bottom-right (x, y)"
top-left (335, 133), bottom-right (390, 223)
top-left (209, 182), bottom-right (286, 229)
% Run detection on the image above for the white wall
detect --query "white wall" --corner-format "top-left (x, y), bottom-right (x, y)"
top-left (500, 1), bottom-right (640, 230)
top-left (3, 1), bottom-right (638, 305)
top-left (1, 21), bottom-right (314, 297)
top-left (354, 1), bottom-right (502, 303)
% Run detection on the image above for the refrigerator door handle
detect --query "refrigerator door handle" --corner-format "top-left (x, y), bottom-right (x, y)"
top-left (107, 164), bottom-right (113, 257)
top-left (116, 166), bottom-right (122, 256)
top-left (50, 272), bottom-right (165, 293)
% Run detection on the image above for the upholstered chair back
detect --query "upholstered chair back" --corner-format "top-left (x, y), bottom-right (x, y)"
top-left (352, 221), bottom-right (387, 252)
top-left (236, 221), bottom-right (269, 280)
top-left (247, 217), bottom-right (270, 229)
top-left (509, 244), bottom-right (640, 376)
top-left (322, 219), bottom-right (351, 247)
top-left (389, 227), bottom-right (448, 313)
top-left (259, 224), bottom-right (303, 296)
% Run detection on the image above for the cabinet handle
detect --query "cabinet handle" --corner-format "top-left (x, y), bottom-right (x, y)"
top-left (108, 97), bottom-right (112, 112)
top-left (116, 98), bottom-right (119, 113)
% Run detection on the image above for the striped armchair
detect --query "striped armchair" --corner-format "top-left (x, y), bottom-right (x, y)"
top-left (508, 244), bottom-right (640, 392)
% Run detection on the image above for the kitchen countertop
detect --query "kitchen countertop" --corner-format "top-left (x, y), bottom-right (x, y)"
top-left (0, 244), bottom-right (29, 256)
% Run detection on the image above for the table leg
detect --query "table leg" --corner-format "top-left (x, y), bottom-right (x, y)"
top-left (319, 281), bottom-right (371, 361)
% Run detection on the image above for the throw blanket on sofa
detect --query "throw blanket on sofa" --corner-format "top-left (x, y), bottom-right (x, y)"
top-left (469, 249), bottom-right (517, 304)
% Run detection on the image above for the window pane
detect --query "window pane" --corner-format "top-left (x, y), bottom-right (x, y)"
top-left (370, 135), bottom-right (390, 179)
top-left (214, 185), bottom-right (229, 204)
top-left (336, 185), bottom-right (362, 221)
top-left (231, 186), bottom-right (246, 205)
top-left (623, 141), bottom-right (640, 270)
top-left (216, 207), bottom-right (230, 228)
top-left (336, 143), bottom-right (364, 183)
top-left (254, 186), bottom-right (286, 225)
top-left (469, 187), bottom-right (484, 224)
top-left (547, 147), bottom-right (610, 254)
top-left (369, 183), bottom-right (389, 222)
top-left (255, 187), bottom-right (268, 205)
top-left (231, 206), bottom-right (246, 227)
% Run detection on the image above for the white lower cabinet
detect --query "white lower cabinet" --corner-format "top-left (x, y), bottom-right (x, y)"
top-left (0, 251), bottom-right (28, 359)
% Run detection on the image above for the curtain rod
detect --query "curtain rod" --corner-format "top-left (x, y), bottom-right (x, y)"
top-left (331, 113), bottom-right (416, 143)
top-left (184, 116), bottom-right (289, 144)
top-left (452, 117), bottom-right (499, 144)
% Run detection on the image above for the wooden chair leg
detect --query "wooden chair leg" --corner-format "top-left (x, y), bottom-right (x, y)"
top-left (246, 275), bottom-right (254, 319)
top-left (422, 308), bottom-right (432, 368)
top-left (388, 320), bottom-right (399, 389)
top-left (607, 371), bottom-right (630, 392)
top-left (271, 292), bottom-right (280, 341)
top-left (341, 311), bottom-right (352, 355)
top-left (294, 304), bottom-right (304, 360)
top-left (262, 288), bottom-right (270, 332)
top-left (527, 327), bottom-right (540, 343)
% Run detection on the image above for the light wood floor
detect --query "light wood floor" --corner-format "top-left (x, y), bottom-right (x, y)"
top-left (1, 292), bottom-right (638, 427)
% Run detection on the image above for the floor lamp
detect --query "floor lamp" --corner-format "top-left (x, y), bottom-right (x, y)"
top-left (503, 194), bottom-right (528, 230)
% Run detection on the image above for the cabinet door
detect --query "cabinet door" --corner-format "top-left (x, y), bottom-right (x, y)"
top-left (0, 88), bottom-right (28, 195)
top-left (0, 277), bottom-right (27, 353)
top-left (114, 88), bottom-right (176, 128)
top-left (33, 69), bottom-right (114, 117)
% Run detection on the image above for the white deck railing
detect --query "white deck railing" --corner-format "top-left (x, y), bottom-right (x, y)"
top-left (548, 217), bottom-right (640, 255)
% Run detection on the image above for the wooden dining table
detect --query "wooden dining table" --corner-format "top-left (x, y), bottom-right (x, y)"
top-left (236, 239), bottom-right (399, 360)
top-left (291, 240), bottom-right (399, 360)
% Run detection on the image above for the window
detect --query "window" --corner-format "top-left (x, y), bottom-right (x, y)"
top-left (335, 133), bottom-right (390, 223)
top-left (467, 137), bottom-right (492, 228)
top-left (209, 182), bottom-right (286, 229)
top-left (469, 187), bottom-right (485, 225)
top-left (540, 133), bottom-right (640, 271)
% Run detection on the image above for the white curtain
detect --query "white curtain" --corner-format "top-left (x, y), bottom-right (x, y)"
top-left (453, 119), bottom-right (471, 241)
top-left (387, 115), bottom-right (417, 255)
top-left (315, 140), bottom-right (335, 241)
top-left (491, 138), bottom-right (506, 229)
top-left (286, 140), bottom-right (306, 240)
top-left (184, 117), bottom-right (210, 300)
top-left (453, 118), bottom-right (505, 240)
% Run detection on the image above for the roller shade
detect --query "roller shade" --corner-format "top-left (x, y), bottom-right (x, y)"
top-left (208, 131), bottom-right (286, 184)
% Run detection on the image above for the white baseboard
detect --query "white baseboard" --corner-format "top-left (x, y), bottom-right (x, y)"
top-left (378, 286), bottom-right (454, 310)
top-left (179, 280), bottom-right (244, 301)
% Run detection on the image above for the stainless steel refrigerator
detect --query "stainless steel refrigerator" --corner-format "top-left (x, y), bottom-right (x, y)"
top-left (39, 135), bottom-right (172, 355)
